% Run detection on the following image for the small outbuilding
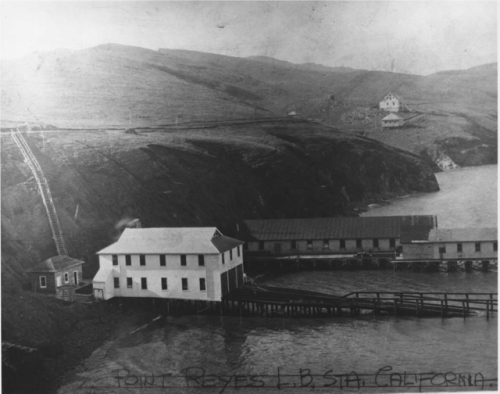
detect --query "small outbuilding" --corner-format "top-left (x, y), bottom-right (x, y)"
top-left (381, 113), bottom-right (405, 128)
top-left (27, 255), bottom-right (84, 294)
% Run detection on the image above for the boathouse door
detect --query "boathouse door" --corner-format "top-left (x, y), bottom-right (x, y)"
top-left (221, 272), bottom-right (229, 296)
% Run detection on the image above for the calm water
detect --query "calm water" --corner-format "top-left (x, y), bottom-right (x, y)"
top-left (61, 166), bottom-right (497, 393)
top-left (362, 165), bottom-right (497, 228)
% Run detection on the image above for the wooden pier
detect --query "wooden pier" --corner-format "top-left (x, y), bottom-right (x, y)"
top-left (391, 259), bottom-right (498, 272)
top-left (221, 285), bottom-right (497, 319)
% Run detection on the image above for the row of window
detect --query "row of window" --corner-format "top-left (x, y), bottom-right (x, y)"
top-left (39, 271), bottom-right (78, 288)
top-left (439, 242), bottom-right (497, 254)
top-left (111, 248), bottom-right (241, 267)
top-left (257, 239), bottom-right (396, 250)
top-left (113, 277), bottom-right (206, 291)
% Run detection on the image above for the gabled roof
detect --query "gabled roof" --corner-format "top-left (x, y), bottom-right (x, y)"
top-left (96, 227), bottom-right (244, 255)
top-left (429, 228), bottom-right (497, 243)
top-left (239, 216), bottom-right (437, 241)
top-left (27, 255), bottom-right (84, 273)
top-left (382, 92), bottom-right (403, 102)
top-left (382, 113), bottom-right (404, 121)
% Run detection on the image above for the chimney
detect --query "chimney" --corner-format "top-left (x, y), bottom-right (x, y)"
top-left (129, 219), bottom-right (141, 228)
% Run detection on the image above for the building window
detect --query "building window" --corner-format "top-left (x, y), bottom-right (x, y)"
top-left (324, 240), bottom-right (329, 248)
top-left (161, 278), bottom-right (168, 290)
top-left (40, 276), bottom-right (47, 288)
top-left (222, 253), bottom-right (225, 264)
top-left (390, 239), bottom-right (396, 248)
top-left (291, 240), bottom-right (297, 249)
top-left (230, 249), bottom-right (233, 260)
top-left (494, 242), bottom-right (498, 252)
top-left (125, 255), bottom-right (131, 266)
top-left (141, 278), bottom-right (147, 290)
top-left (237, 246), bottom-right (241, 257)
top-left (64, 272), bottom-right (69, 283)
top-left (356, 239), bottom-right (362, 248)
top-left (307, 240), bottom-right (313, 249)
top-left (127, 277), bottom-right (132, 288)
top-left (114, 277), bottom-right (120, 289)
top-left (439, 246), bottom-right (446, 254)
top-left (373, 239), bottom-right (379, 248)
top-left (198, 255), bottom-right (205, 266)
top-left (180, 255), bottom-right (187, 266)
top-left (475, 243), bottom-right (481, 252)
top-left (182, 278), bottom-right (188, 291)
top-left (199, 278), bottom-right (206, 291)
top-left (457, 243), bottom-right (463, 252)
top-left (259, 241), bottom-right (264, 250)
top-left (112, 255), bottom-right (118, 265)
top-left (340, 239), bottom-right (346, 249)
top-left (160, 255), bottom-right (166, 266)
top-left (140, 255), bottom-right (146, 266)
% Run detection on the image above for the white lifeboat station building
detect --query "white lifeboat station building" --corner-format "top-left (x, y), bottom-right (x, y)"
top-left (93, 227), bottom-right (245, 302)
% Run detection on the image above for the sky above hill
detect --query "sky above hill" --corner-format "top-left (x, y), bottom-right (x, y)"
top-left (1, 1), bottom-right (497, 75)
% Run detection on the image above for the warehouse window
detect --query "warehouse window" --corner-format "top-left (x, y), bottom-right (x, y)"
top-left (356, 239), bottom-right (362, 248)
top-left (40, 276), bottom-right (47, 288)
top-left (237, 246), bottom-right (241, 257)
top-left (160, 255), bottom-right (166, 266)
top-left (230, 249), bottom-right (233, 260)
top-left (198, 255), bottom-right (205, 266)
top-left (64, 272), bottom-right (69, 283)
top-left (199, 278), bottom-right (206, 291)
top-left (390, 239), bottom-right (396, 248)
top-left (182, 278), bottom-right (188, 291)
top-left (324, 240), bottom-right (329, 248)
top-left (139, 255), bottom-right (146, 266)
top-left (494, 243), bottom-right (498, 252)
top-left (141, 278), bottom-right (147, 290)
top-left (126, 255), bottom-right (131, 266)
top-left (340, 239), bottom-right (346, 249)
top-left (114, 277), bottom-right (120, 289)
top-left (457, 243), bottom-right (463, 252)
top-left (161, 278), bottom-right (168, 290)
top-left (127, 277), bottom-right (132, 288)
top-left (259, 241), bottom-right (264, 250)
top-left (439, 246), bottom-right (446, 254)
top-left (475, 243), bottom-right (481, 252)
top-left (222, 253), bottom-right (225, 264)
top-left (307, 240), bottom-right (313, 249)
top-left (112, 255), bottom-right (118, 265)
top-left (291, 240), bottom-right (297, 249)
top-left (181, 255), bottom-right (187, 266)
top-left (373, 239), bottom-right (379, 248)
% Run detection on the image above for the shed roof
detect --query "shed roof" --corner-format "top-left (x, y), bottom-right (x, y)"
top-left (428, 228), bottom-right (497, 243)
top-left (240, 216), bottom-right (437, 241)
top-left (382, 113), bottom-right (404, 121)
top-left (97, 227), bottom-right (244, 255)
top-left (28, 255), bottom-right (84, 273)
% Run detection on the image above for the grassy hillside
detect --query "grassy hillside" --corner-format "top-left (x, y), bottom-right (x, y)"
top-left (1, 120), bottom-right (438, 344)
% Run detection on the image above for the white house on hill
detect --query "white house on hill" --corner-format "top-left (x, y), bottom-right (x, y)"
top-left (379, 93), bottom-right (405, 112)
top-left (93, 227), bottom-right (245, 301)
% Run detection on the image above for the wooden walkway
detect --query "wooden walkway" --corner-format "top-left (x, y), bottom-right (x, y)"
top-left (222, 285), bottom-right (497, 319)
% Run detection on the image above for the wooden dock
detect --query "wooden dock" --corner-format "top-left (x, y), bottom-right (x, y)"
top-left (221, 285), bottom-right (497, 319)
